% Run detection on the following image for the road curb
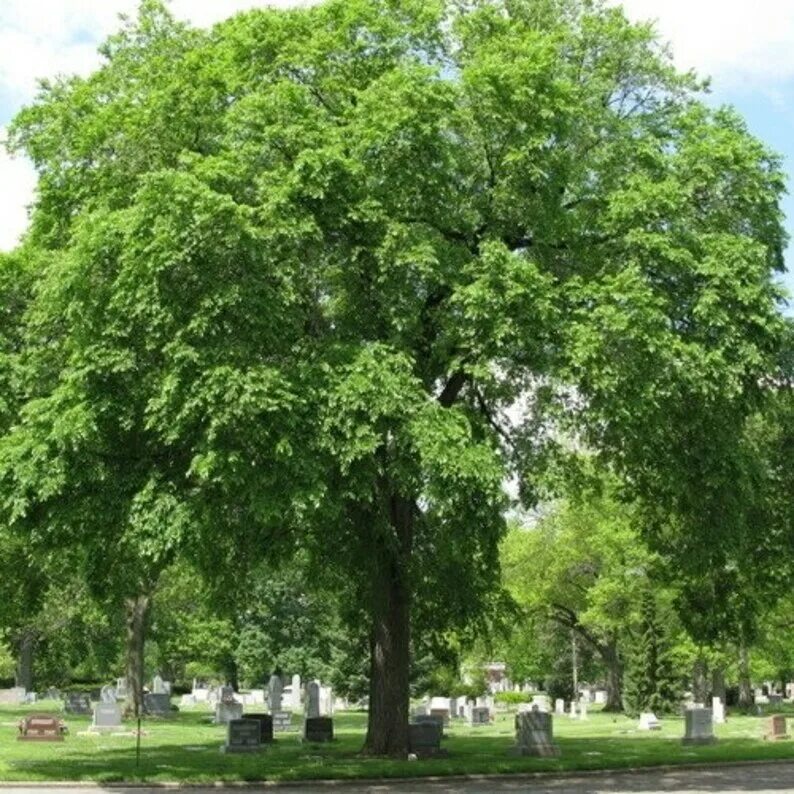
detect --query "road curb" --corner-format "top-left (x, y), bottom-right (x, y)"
top-left (3, 757), bottom-right (794, 788)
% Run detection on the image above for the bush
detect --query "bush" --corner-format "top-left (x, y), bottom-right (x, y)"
top-left (495, 691), bottom-right (530, 705)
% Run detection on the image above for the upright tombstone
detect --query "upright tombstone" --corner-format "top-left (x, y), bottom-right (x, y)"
top-left (306, 681), bottom-right (320, 719)
top-left (530, 694), bottom-right (550, 712)
top-left (554, 698), bottom-right (565, 715)
top-left (144, 693), bottom-right (172, 716)
top-left (92, 702), bottom-right (122, 732)
top-left (99, 685), bottom-right (117, 704)
top-left (18, 715), bottom-right (66, 742)
top-left (469, 706), bottom-right (490, 726)
top-left (221, 719), bottom-right (262, 753)
top-left (244, 713), bottom-right (275, 743)
top-left (764, 714), bottom-right (788, 741)
top-left (579, 701), bottom-right (588, 720)
top-left (510, 710), bottom-right (560, 757)
top-left (214, 687), bottom-right (242, 724)
top-left (303, 716), bottom-right (334, 743)
top-left (115, 678), bottom-right (128, 700)
top-left (268, 675), bottom-right (283, 713)
top-left (638, 712), bottom-right (662, 731)
top-left (594, 690), bottom-right (607, 705)
top-left (291, 674), bottom-right (301, 710)
top-left (712, 696), bottom-right (726, 724)
top-left (568, 701), bottom-right (578, 719)
top-left (429, 696), bottom-right (451, 725)
top-left (63, 692), bottom-right (92, 716)
top-left (272, 711), bottom-right (293, 733)
top-left (152, 675), bottom-right (165, 695)
top-left (683, 707), bottom-right (716, 745)
top-left (319, 684), bottom-right (334, 716)
top-left (408, 721), bottom-right (446, 758)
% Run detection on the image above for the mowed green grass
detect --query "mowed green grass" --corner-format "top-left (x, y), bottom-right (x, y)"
top-left (1, 701), bottom-right (794, 782)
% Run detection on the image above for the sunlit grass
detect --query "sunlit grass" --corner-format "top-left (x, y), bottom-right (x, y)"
top-left (0, 701), bottom-right (793, 782)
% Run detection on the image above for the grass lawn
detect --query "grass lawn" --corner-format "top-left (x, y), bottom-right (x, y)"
top-left (1, 701), bottom-right (794, 782)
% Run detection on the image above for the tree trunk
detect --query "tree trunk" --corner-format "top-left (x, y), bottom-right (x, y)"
top-left (692, 655), bottom-right (708, 704)
top-left (124, 593), bottom-right (150, 719)
top-left (711, 666), bottom-right (726, 703)
top-left (738, 643), bottom-right (753, 710)
top-left (14, 630), bottom-right (36, 692)
top-left (601, 641), bottom-right (623, 712)
top-left (363, 494), bottom-right (412, 757)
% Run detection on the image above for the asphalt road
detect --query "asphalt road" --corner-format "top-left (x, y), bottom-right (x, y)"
top-left (3, 762), bottom-right (794, 793)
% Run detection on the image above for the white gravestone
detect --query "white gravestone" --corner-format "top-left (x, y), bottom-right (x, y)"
top-left (291, 674), bottom-right (301, 709)
top-left (594, 690), bottom-right (607, 704)
top-left (92, 702), bottom-right (122, 732)
top-left (555, 698), bottom-right (565, 715)
top-left (152, 675), bottom-right (165, 695)
top-left (639, 712), bottom-right (661, 730)
top-left (712, 696), bottom-right (725, 724)
top-left (530, 694), bottom-right (550, 712)
top-left (100, 685), bottom-right (117, 703)
top-left (306, 681), bottom-right (320, 719)
top-left (579, 701), bottom-right (588, 720)
top-left (320, 684), bottom-right (334, 716)
top-left (569, 701), bottom-right (578, 718)
top-left (268, 675), bottom-right (283, 713)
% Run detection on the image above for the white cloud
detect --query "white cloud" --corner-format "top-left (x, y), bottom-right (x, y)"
top-left (617, 0), bottom-right (794, 87)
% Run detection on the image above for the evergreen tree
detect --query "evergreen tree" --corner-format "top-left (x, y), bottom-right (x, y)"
top-left (623, 590), bottom-right (680, 716)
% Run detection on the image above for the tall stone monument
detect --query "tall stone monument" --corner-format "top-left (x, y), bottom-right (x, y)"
top-left (268, 675), bottom-right (283, 713)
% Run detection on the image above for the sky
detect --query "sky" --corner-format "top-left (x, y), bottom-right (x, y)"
top-left (1, 0), bottom-right (793, 306)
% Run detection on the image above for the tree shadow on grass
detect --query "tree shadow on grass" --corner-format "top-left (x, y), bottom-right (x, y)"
top-left (7, 730), bottom-right (794, 790)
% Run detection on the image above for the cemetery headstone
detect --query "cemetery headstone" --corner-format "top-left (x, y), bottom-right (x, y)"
top-left (594, 690), bottom-right (607, 704)
top-left (303, 716), bottom-right (334, 743)
top-left (306, 681), bottom-right (320, 719)
top-left (530, 694), bottom-right (550, 712)
top-left (469, 705), bottom-right (490, 726)
top-left (639, 712), bottom-right (661, 731)
top-left (115, 678), bottom-right (127, 700)
top-left (429, 696), bottom-right (451, 724)
top-left (152, 675), bottom-right (165, 694)
top-left (568, 701), bottom-right (577, 719)
top-left (144, 693), bottom-right (172, 716)
top-left (712, 696), bottom-right (725, 724)
top-left (0, 687), bottom-right (27, 705)
top-left (408, 721), bottom-right (446, 758)
top-left (180, 694), bottom-right (196, 707)
top-left (579, 701), bottom-right (588, 720)
top-left (291, 674), bottom-right (301, 709)
top-left (63, 692), bottom-right (92, 716)
top-left (768, 693), bottom-right (783, 706)
top-left (99, 685), bottom-right (117, 704)
top-left (221, 718), bottom-right (262, 753)
top-left (244, 713), bottom-right (274, 743)
top-left (764, 714), bottom-right (789, 741)
top-left (412, 713), bottom-right (445, 737)
top-left (268, 675), bottom-right (283, 713)
top-left (683, 708), bottom-right (716, 745)
top-left (92, 702), bottom-right (122, 732)
top-left (509, 710), bottom-right (560, 757)
top-left (555, 698), bottom-right (565, 715)
top-left (219, 685), bottom-right (236, 703)
top-left (18, 714), bottom-right (66, 742)
top-left (214, 700), bottom-right (243, 724)
top-left (273, 711), bottom-right (293, 732)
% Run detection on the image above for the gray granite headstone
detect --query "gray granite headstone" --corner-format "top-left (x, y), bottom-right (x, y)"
top-left (268, 675), bottom-right (282, 713)
top-left (683, 708), bottom-right (716, 745)
top-left (64, 692), bottom-right (92, 715)
top-left (470, 706), bottom-right (490, 726)
top-left (510, 710), bottom-right (560, 757)
top-left (303, 716), bottom-right (333, 743)
top-left (144, 692), bottom-right (172, 716)
top-left (273, 710), bottom-right (293, 732)
top-left (408, 721), bottom-right (446, 758)
top-left (306, 681), bottom-right (320, 718)
top-left (214, 701), bottom-right (243, 724)
top-left (92, 702), bottom-right (122, 731)
top-left (221, 719), bottom-right (262, 753)
top-left (100, 685), bottom-right (117, 704)
top-left (244, 713), bottom-right (274, 743)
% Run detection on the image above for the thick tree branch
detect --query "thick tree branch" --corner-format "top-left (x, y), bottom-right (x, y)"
top-left (438, 370), bottom-right (468, 408)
